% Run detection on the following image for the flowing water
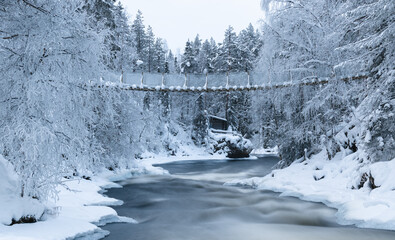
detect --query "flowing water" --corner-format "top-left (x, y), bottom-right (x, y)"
top-left (102, 157), bottom-right (395, 240)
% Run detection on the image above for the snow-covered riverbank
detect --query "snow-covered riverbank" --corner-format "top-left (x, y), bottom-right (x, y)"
top-left (0, 151), bottom-right (233, 240)
top-left (227, 150), bottom-right (395, 231)
top-left (0, 156), bottom-right (169, 240)
top-left (4, 147), bottom-right (395, 239)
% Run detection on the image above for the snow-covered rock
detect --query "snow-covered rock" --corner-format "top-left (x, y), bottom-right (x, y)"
top-left (209, 131), bottom-right (253, 158)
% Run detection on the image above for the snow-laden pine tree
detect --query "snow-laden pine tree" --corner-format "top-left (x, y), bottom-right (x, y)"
top-left (333, 0), bottom-right (395, 162)
top-left (113, 2), bottom-right (136, 73)
top-left (238, 24), bottom-right (262, 72)
top-left (166, 50), bottom-right (175, 73)
top-left (181, 40), bottom-right (195, 74)
top-left (131, 10), bottom-right (146, 71)
top-left (217, 26), bottom-right (241, 73)
top-left (145, 26), bottom-right (155, 73)
top-left (153, 38), bottom-right (166, 73)
top-left (199, 39), bottom-right (216, 73)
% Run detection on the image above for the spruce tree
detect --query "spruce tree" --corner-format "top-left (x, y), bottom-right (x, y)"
top-left (145, 26), bottom-right (155, 72)
top-left (238, 24), bottom-right (262, 72)
top-left (167, 50), bottom-right (175, 73)
top-left (131, 10), bottom-right (146, 71)
top-left (113, 2), bottom-right (135, 72)
top-left (153, 38), bottom-right (166, 73)
top-left (181, 40), bottom-right (195, 74)
top-left (218, 26), bottom-right (240, 73)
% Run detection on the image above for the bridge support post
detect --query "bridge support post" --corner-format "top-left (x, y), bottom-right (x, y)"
top-left (161, 73), bottom-right (165, 88)
top-left (226, 72), bottom-right (229, 88)
top-left (120, 70), bottom-right (124, 84)
top-left (183, 73), bottom-right (188, 88)
top-left (140, 72), bottom-right (144, 87)
top-left (204, 73), bottom-right (208, 89)
top-left (247, 71), bottom-right (250, 88)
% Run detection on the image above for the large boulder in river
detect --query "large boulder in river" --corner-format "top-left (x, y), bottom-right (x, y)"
top-left (209, 131), bottom-right (253, 158)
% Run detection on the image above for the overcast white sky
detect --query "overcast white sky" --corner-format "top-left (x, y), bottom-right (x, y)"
top-left (119, 0), bottom-right (263, 53)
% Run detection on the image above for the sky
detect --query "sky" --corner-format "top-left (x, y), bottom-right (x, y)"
top-left (119, 0), bottom-right (263, 53)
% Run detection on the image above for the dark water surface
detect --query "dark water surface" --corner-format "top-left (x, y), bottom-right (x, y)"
top-left (102, 157), bottom-right (395, 240)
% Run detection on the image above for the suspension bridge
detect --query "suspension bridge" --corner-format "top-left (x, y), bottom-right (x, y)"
top-left (94, 72), bottom-right (368, 93)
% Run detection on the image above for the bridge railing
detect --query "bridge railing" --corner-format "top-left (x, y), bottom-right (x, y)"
top-left (101, 71), bottom-right (369, 91)
top-left (96, 71), bottom-right (368, 93)
top-left (119, 72), bottom-right (258, 88)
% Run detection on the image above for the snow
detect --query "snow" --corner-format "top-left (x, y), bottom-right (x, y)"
top-left (143, 153), bottom-right (229, 166)
top-left (227, 150), bottom-right (395, 230)
top-left (0, 155), bottom-right (45, 226)
top-left (0, 158), bottom-right (173, 240)
top-left (251, 146), bottom-right (279, 156)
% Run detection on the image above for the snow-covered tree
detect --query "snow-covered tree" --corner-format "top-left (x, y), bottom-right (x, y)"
top-left (0, 0), bottom-right (104, 200)
top-left (181, 40), bottom-right (195, 74)
top-left (145, 26), bottom-right (155, 72)
top-left (131, 10), bottom-right (146, 71)
top-left (254, 0), bottom-right (394, 165)
top-left (217, 26), bottom-right (240, 73)
top-left (112, 2), bottom-right (136, 72)
top-left (238, 24), bottom-right (262, 72)
top-left (153, 38), bottom-right (166, 73)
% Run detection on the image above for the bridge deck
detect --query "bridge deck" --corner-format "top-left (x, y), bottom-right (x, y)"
top-left (95, 75), bottom-right (368, 93)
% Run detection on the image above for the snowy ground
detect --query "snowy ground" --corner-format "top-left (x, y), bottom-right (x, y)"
top-left (0, 156), bottom-right (167, 240)
top-left (227, 150), bottom-right (395, 231)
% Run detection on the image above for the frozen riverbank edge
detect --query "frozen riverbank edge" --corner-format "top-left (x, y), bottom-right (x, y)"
top-left (226, 150), bottom-right (395, 231)
top-left (0, 153), bottom-right (237, 240)
top-left (0, 164), bottom-right (152, 240)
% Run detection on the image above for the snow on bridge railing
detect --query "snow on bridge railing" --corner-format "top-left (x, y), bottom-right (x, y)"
top-left (94, 72), bottom-right (369, 93)
top-left (119, 72), bottom-right (254, 88)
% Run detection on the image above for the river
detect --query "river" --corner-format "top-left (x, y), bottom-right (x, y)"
top-left (102, 157), bottom-right (395, 240)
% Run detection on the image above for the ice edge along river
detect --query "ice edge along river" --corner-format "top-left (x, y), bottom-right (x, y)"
top-left (102, 156), bottom-right (395, 240)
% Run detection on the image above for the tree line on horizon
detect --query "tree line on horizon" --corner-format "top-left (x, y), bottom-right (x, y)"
top-left (94, 4), bottom-right (263, 75)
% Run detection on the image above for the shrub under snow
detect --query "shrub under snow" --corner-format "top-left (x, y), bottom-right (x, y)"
top-left (209, 131), bottom-right (253, 158)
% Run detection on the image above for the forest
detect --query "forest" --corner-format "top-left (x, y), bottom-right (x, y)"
top-left (0, 0), bottom-right (394, 238)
